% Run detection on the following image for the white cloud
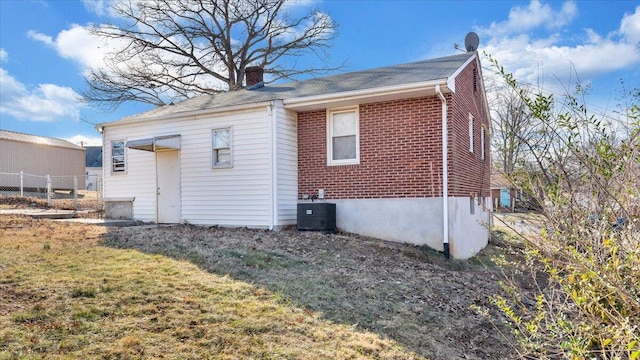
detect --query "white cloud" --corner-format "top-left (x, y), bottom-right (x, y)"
top-left (476, 1), bottom-right (640, 94)
top-left (65, 134), bottom-right (102, 146)
top-left (481, 0), bottom-right (577, 37)
top-left (0, 67), bottom-right (83, 122)
top-left (283, 0), bottom-right (319, 10)
top-left (26, 30), bottom-right (53, 46)
top-left (28, 25), bottom-right (109, 74)
top-left (620, 6), bottom-right (640, 44)
top-left (82, 0), bottom-right (110, 16)
top-left (0, 49), bottom-right (7, 62)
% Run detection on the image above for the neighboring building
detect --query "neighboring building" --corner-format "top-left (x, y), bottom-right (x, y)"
top-left (0, 130), bottom-right (85, 191)
top-left (84, 146), bottom-right (103, 191)
top-left (98, 51), bottom-right (492, 259)
top-left (491, 172), bottom-right (516, 212)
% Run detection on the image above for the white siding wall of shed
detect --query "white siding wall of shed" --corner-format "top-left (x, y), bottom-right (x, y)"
top-left (103, 135), bottom-right (156, 221)
top-left (103, 107), bottom-right (276, 226)
top-left (275, 104), bottom-right (298, 226)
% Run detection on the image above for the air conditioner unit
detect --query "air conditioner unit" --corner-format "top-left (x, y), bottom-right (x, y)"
top-left (297, 203), bottom-right (336, 233)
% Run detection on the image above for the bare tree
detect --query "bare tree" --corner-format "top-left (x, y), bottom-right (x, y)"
top-left (82, 0), bottom-right (338, 110)
top-left (490, 84), bottom-right (537, 176)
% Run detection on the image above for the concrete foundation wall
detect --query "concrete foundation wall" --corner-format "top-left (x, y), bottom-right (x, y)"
top-left (448, 197), bottom-right (491, 259)
top-left (331, 198), bottom-right (444, 251)
top-left (331, 196), bottom-right (490, 259)
top-left (104, 198), bottom-right (134, 220)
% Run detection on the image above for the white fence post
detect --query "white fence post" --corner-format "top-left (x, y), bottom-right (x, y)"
top-left (46, 174), bottom-right (52, 207)
top-left (20, 171), bottom-right (24, 197)
top-left (74, 176), bottom-right (78, 210)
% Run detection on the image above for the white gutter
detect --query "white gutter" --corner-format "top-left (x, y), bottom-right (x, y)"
top-left (268, 101), bottom-right (278, 230)
top-left (99, 127), bottom-right (106, 202)
top-left (436, 84), bottom-right (450, 259)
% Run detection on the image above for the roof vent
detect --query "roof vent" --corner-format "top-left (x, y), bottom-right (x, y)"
top-left (245, 66), bottom-right (264, 90)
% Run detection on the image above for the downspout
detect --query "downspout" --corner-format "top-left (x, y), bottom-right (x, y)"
top-left (268, 101), bottom-right (278, 230)
top-left (99, 126), bottom-right (106, 203)
top-left (436, 84), bottom-right (450, 259)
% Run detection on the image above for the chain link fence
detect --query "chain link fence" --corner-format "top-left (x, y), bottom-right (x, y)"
top-left (0, 171), bottom-right (103, 211)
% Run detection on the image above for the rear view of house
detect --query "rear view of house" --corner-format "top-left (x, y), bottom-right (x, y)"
top-left (99, 51), bottom-right (491, 259)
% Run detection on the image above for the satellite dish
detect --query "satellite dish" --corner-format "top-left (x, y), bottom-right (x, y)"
top-left (464, 32), bottom-right (480, 52)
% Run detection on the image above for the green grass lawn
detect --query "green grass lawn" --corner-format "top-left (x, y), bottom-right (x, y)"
top-left (0, 216), bottom-right (424, 359)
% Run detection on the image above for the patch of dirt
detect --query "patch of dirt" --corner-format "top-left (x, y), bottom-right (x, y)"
top-left (0, 195), bottom-right (103, 218)
top-left (102, 224), bottom-right (526, 360)
top-left (0, 195), bottom-right (49, 209)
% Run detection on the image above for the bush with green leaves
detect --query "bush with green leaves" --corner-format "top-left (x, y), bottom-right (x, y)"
top-left (487, 54), bottom-right (639, 359)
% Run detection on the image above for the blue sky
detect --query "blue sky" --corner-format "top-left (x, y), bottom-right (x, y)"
top-left (1, 0), bottom-right (639, 146)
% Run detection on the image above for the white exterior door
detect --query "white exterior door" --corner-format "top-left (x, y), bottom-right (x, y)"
top-left (156, 150), bottom-right (181, 223)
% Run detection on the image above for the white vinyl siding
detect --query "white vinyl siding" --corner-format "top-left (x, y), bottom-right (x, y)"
top-left (103, 130), bottom-right (155, 220)
top-left (275, 104), bottom-right (298, 225)
top-left (327, 107), bottom-right (359, 165)
top-left (103, 107), bottom-right (275, 226)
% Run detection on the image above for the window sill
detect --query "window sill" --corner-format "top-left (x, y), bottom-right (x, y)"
top-left (327, 160), bottom-right (360, 167)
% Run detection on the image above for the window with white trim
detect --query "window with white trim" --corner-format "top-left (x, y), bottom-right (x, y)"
top-left (111, 140), bottom-right (125, 173)
top-left (468, 113), bottom-right (474, 153)
top-left (327, 107), bottom-right (359, 165)
top-left (212, 128), bottom-right (232, 168)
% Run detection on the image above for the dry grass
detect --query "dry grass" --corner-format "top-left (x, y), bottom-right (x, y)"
top-left (0, 192), bottom-right (101, 212)
top-left (98, 224), bottom-right (522, 359)
top-left (0, 215), bottom-right (426, 359)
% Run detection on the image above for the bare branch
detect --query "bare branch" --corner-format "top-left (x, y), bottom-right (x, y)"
top-left (82, 0), bottom-right (339, 111)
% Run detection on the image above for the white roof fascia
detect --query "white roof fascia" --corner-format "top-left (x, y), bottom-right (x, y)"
top-left (446, 52), bottom-right (477, 93)
top-left (283, 79), bottom-right (451, 111)
top-left (96, 101), bottom-right (273, 130)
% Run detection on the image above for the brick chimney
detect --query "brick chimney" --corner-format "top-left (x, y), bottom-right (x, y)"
top-left (245, 66), bottom-right (264, 89)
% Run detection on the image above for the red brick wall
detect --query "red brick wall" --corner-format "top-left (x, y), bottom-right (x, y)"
top-left (298, 97), bottom-right (444, 199)
top-left (448, 59), bottom-right (491, 197)
top-left (297, 58), bottom-right (491, 200)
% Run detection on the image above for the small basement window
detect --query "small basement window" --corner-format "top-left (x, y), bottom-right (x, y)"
top-left (111, 140), bottom-right (125, 173)
top-left (327, 107), bottom-right (359, 165)
top-left (212, 128), bottom-right (232, 168)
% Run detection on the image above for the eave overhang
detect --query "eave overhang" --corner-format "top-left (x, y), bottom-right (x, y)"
top-left (96, 101), bottom-right (273, 131)
top-left (282, 79), bottom-right (453, 112)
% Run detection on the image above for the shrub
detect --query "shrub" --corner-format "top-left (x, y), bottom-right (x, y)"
top-left (488, 54), bottom-right (640, 359)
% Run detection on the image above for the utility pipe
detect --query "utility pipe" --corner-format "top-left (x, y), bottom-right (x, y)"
top-left (268, 101), bottom-right (278, 231)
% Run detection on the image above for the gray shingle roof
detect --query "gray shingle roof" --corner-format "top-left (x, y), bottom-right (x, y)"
top-left (0, 130), bottom-right (85, 150)
top-left (108, 52), bottom-right (475, 123)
